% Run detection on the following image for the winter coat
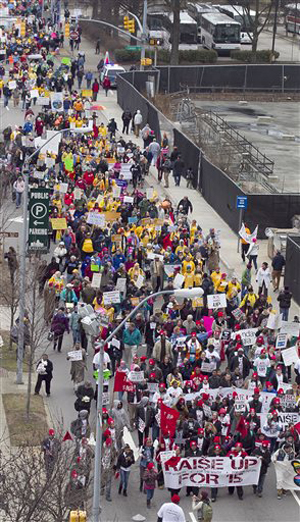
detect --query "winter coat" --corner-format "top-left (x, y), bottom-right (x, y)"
top-left (277, 289), bottom-right (292, 309)
top-left (256, 267), bottom-right (271, 288)
top-left (50, 313), bottom-right (69, 335)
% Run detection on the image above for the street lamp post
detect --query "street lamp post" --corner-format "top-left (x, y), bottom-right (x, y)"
top-left (16, 127), bottom-right (91, 384)
top-left (92, 287), bottom-right (203, 522)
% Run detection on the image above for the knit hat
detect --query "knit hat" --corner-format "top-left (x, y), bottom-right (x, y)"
top-left (171, 494), bottom-right (180, 504)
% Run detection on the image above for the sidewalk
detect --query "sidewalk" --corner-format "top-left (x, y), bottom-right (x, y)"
top-left (61, 35), bottom-right (300, 318)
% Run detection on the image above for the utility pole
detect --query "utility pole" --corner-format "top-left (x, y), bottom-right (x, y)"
top-left (140, 0), bottom-right (148, 70)
top-left (271, 0), bottom-right (279, 55)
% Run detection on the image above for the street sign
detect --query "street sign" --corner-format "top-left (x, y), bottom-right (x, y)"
top-left (28, 188), bottom-right (50, 253)
top-left (236, 196), bottom-right (248, 209)
top-left (0, 231), bottom-right (19, 238)
top-left (125, 45), bottom-right (142, 50)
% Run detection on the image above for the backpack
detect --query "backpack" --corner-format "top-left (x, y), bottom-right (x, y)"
top-left (201, 501), bottom-right (213, 522)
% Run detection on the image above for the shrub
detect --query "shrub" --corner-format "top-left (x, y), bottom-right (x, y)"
top-left (178, 49), bottom-right (218, 63)
top-left (230, 49), bottom-right (280, 63)
top-left (114, 48), bottom-right (218, 65)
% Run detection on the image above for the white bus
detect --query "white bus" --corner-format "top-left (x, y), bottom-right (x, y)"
top-left (166, 11), bottom-right (199, 48)
top-left (284, 3), bottom-right (300, 34)
top-left (147, 10), bottom-right (199, 49)
top-left (216, 5), bottom-right (255, 44)
top-left (187, 3), bottom-right (219, 41)
top-left (200, 12), bottom-right (241, 52)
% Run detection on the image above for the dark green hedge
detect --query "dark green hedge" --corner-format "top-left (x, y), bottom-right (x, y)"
top-left (114, 48), bottom-right (218, 64)
top-left (230, 49), bottom-right (280, 63)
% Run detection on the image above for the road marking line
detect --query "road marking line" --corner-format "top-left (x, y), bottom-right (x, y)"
top-left (189, 512), bottom-right (198, 522)
top-left (291, 490), bottom-right (300, 506)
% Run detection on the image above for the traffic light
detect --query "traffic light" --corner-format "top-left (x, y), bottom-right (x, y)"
top-left (149, 37), bottom-right (162, 46)
top-left (69, 511), bottom-right (86, 522)
top-left (124, 16), bottom-right (135, 33)
top-left (128, 19), bottom-right (135, 33)
top-left (65, 23), bottom-right (70, 38)
top-left (20, 20), bottom-right (26, 37)
top-left (141, 58), bottom-right (152, 66)
top-left (123, 16), bottom-right (129, 30)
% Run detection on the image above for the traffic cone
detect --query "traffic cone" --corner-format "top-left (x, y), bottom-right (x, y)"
top-left (62, 430), bottom-right (73, 442)
top-left (104, 51), bottom-right (110, 64)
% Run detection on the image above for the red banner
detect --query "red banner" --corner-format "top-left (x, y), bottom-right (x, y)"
top-left (161, 403), bottom-right (180, 437)
top-left (113, 371), bottom-right (127, 392)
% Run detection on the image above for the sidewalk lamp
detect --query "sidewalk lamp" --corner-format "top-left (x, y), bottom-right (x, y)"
top-left (92, 286), bottom-right (203, 522)
top-left (16, 127), bottom-right (92, 385)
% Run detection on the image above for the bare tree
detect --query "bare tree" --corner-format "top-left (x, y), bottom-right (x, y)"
top-left (24, 258), bottom-right (51, 420)
top-left (227, 0), bottom-right (275, 51)
top-left (0, 435), bottom-right (92, 522)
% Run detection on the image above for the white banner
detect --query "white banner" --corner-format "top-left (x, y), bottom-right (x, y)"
top-left (162, 455), bottom-right (261, 488)
top-left (273, 460), bottom-right (300, 490)
top-left (260, 412), bottom-right (300, 436)
top-left (239, 328), bottom-right (258, 346)
top-left (239, 223), bottom-right (258, 244)
top-left (207, 294), bottom-right (227, 309)
top-left (280, 321), bottom-right (300, 337)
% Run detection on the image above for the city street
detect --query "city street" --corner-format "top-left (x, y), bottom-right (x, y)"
top-left (0, 5), bottom-right (299, 521)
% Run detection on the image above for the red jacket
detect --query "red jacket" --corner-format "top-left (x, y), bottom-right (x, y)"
top-left (103, 77), bottom-right (111, 89)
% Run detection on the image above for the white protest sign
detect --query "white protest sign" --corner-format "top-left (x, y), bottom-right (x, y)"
top-left (111, 338), bottom-right (121, 349)
top-left (102, 391), bottom-right (110, 405)
top-left (276, 333), bottom-right (288, 349)
top-left (239, 328), bottom-right (258, 346)
top-left (116, 278), bottom-right (127, 293)
top-left (124, 196), bottom-right (134, 204)
top-left (37, 97), bottom-right (50, 106)
top-left (162, 456), bottom-right (261, 488)
top-left (91, 273), bottom-right (102, 289)
top-left (30, 89), bottom-right (39, 99)
top-left (207, 294), bottom-right (227, 309)
top-left (74, 188), bottom-right (82, 200)
top-left (281, 394), bottom-right (296, 410)
top-left (274, 460), bottom-right (300, 491)
top-left (201, 362), bottom-right (214, 373)
top-left (103, 290), bottom-right (121, 305)
top-left (58, 182), bottom-right (68, 194)
top-left (146, 187), bottom-right (154, 200)
top-left (267, 313), bottom-right (282, 330)
top-left (45, 157), bottom-right (55, 167)
top-left (33, 171), bottom-right (45, 180)
top-left (173, 273), bottom-right (185, 289)
top-left (128, 371), bottom-right (145, 383)
top-left (87, 212), bottom-right (105, 227)
top-left (164, 264), bottom-right (181, 277)
top-left (203, 403), bottom-right (212, 419)
top-left (135, 274), bottom-right (144, 289)
top-left (147, 252), bottom-right (163, 262)
top-left (281, 346), bottom-right (299, 366)
top-left (67, 350), bottom-right (83, 361)
top-left (8, 80), bottom-right (16, 89)
top-left (112, 186), bottom-right (121, 198)
top-left (148, 382), bottom-right (159, 394)
top-left (280, 321), bottom-right (300, 337)
top-left (46, 130), bottom-right (61, 154)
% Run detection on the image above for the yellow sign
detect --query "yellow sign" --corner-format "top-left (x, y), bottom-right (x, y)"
top-left (111, 234), bottom-right (122, 243)
top-left (104, 211), bottom-right (121, 222)
top-left (192, 297), bottom-right (204, 308)
top-left (81, 89), bottom-right (93, 98)
top-left (51, 218), bottom-right (68, 230)
top-left (131, 297), bottom-right (140, 306)
top-left (141, 218), bottom-right (151, 225)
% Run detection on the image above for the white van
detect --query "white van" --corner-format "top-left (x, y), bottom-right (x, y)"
top-left (100, 64), bottom-right (125, 88)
